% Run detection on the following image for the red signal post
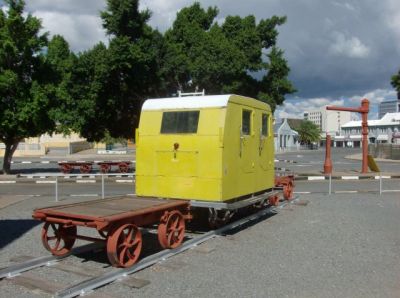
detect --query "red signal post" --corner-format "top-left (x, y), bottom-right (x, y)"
top-left (326, 98), bottom-right (370, 173)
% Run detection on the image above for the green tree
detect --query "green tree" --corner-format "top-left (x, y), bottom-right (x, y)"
top-left (161, 2), bottom-right (296, 110)
top-left (0, 0), bottom-right (55, 174)
top-left (296, 120), bottom-right (321, 145)
top-left (391, 71), bottom-right (400, 99)
top-left (58, 0), bottom-right (163, 142)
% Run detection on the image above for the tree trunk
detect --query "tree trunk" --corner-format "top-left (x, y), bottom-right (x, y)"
top-left (2, 140), bottom-right (19, 175)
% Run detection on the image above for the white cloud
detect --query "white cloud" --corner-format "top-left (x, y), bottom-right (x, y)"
top-left (275, 97), bottom-right (345, 119)
top-left (275, 88), bottom-right (397, 120)
top-left (329, 32), bottom-right (370, 58)
top-left (348, 88), bottom-right (397, 105)
top-left (332, 1), bottom-right (356, 12)
top-left (33, 10), bottom-right (107, 52)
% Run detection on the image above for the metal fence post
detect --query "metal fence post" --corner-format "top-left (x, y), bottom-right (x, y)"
top-left (379, 173), bottom-right (382, 195)
top-left (329, 174), bottom-right (332, 195)
top-left (102, 174), bottom-right (105, 199)
top-left (55, 176), bottom-right (58, 202)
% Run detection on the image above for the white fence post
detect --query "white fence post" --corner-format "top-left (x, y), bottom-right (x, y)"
top-left (55, 176), bottom-right (58, 202)
top-left (102, 174), bottom-right (105, 199)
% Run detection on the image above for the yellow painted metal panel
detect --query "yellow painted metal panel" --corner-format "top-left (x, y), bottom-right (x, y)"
top-left (136, 94), bottom-right (275, 202)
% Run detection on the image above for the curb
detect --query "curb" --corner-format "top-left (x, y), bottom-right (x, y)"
top-left (274, 159), bottom-right (297, 164)
top-left (0, 174), bottom-right (135, 184)
top-left (11, 160), bottom-right (136, 164)
top-left (295, 175), bottom-right (400, 181)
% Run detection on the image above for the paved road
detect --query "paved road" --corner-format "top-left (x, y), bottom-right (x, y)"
top-left (276, 148), bottom-right (400, 174)
top-left (1, 191), bottom-right (399, 297)
top-left (7, 147), bottom-right (399, 175)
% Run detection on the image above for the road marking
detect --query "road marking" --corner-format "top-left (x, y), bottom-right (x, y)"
top-left (294, 191), bottom-right (311, 194)
top-left (334, 190), bottom-right (358, 193)
top-left (70, 194), bottom-right (98, 197)
top-left (341, 176), bottom-right (359, 180)
top-left (36, 180), bottom-right (56, 184)
top-left (76, 180), bottom-right (96, 183)
top-left (374, 176), bottom-right (391, 179)
top-left (116, 180), bottom-right (133, 183)
top-left (41, 161), bottom-right (50, 164)
top-left (308, 176), bottom-right (325, 181)
top-left (15, 194), bottom-right (41, 197)
top-left (126, 193), bottom-right (136, 196)
top-left (382, 190), bottom-right (400, 193)
top-left (0, 181), bottom-right (16, 184)
top-left (21, 161), bottom-right (32, 164)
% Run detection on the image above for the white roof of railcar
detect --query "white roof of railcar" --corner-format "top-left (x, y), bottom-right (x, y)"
top-left (142, 95), bottom-right (232, 110)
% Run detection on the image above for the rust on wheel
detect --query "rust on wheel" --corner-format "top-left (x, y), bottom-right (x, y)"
top-left (118, 162), bottom-right (129, 173)
top-left (79, 164), bottom-right (92, 173)
top-left (283, 182), bottom-right (293, 200)
top-left (60, 164), bottom-right (72, 174)
top-left (158, 210), bottom-right (185, 249)
top-left (268, 195), bottom-right (279, 206)
top-left (100, 164), bottom-right (111, 173)
top-left (41, 222), bottom-right (77, 256)
top-left (107, 224), bottom-right (142, 268)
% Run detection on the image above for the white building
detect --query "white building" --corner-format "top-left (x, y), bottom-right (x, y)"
top-left (337, 112), bottom-right (400, 147)
top-left (304, 107), bottom-right (351, 136)
top-left (274, 118), bottom-right (301, 151)
top-left (378, 99), bottom-right (400, 119)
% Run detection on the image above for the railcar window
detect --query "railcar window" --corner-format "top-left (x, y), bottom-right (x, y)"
top-left (242, 110), bottom-right (251, 135)
top-left (262, 113), bottom-right (269, 136)
top-left (161, 111), bottom-right (200, 133)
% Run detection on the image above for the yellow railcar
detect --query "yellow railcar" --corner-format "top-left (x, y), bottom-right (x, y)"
top-left (136, 94), bottom-right (275, 207)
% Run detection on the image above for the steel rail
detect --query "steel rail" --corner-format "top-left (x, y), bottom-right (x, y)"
top-left (0, 243), bottom-right (103, 279)
top-left (55, 197), bottom-right (299, 298)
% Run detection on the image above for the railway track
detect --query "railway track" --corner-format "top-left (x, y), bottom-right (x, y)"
top-left (0, 197), bottom-right (298, 297)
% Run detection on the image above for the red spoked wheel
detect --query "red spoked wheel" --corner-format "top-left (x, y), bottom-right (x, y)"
top-left (158, 210), bottom-right (185, 249)
top-left (79, 164), bottom-right (92, 173)
top-left (100, 164), bottom-right (111, 173)
top-left (41, 222), bottom-right (77, 256)
top-left (268, 195), bottom-right (280, 207)
top-left (283, 182), bottom-right (294, 200)
top-left (60, 164), bottom-right (72, 174)
top-left (107, 224), bottom-right (142, 268)
top-left (118, 162), bottom-right (129, 173)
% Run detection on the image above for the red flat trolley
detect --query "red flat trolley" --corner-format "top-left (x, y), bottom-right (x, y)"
top-left (32, 196), bottom-right (191, 268)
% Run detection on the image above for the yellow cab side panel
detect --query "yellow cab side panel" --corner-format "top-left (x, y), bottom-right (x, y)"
top-left (136, 108), bottom-right (225, 201)
top-left (221, 96), bottom-right (275, 200)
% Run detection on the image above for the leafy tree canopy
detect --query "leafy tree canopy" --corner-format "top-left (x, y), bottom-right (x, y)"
top-left (0, 0), bottom-right (58, 173)
top-left (296, 120), bottom-right (321, 145)
top-left (58, 0), bottom-right (163, 142)
top-left (161, 2), bottom-right (296, 109)
top-left (391, 71), bottom-right (400, 99)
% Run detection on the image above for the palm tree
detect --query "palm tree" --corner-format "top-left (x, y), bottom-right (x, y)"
top-left (296, 120), bottom-right (321, 146)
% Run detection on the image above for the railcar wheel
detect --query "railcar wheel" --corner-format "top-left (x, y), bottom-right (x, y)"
top-left (100, 164), bottom-right (111, 173)
top-left (283, 182), bottom-right (293, 200)
top-left (158, 210), bottom-right (185, 249)
top-left (107, 224), bottom-right (142, 268)
top-left (268, 195), bottom-right (280, 206)
top-left (79, 164), bottom-right (92, 173)
top-left (118, 162), bottom-right (129, 173)
top-left (208, 209), bottom-right (233, 229)
top-left (41, 222), bottom-right (77, 256)
top-left (60, 164), bottom-right (72, 174)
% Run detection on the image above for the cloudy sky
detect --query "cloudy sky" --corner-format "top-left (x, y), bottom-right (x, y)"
top-left (2, 0), bottom-right (400, 119)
